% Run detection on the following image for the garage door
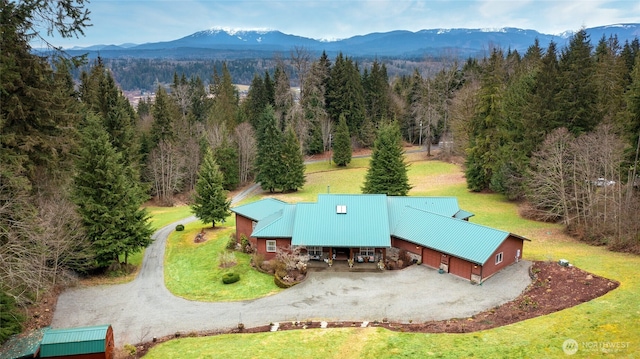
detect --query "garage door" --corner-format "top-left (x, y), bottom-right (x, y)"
top-left (449, 257), bottom-right (472, 280)
top-left (422, 248), bottom-right (440, 268)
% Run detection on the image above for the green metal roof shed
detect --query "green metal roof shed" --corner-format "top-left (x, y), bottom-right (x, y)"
top-left (39, 324), bottom-right (114, 359)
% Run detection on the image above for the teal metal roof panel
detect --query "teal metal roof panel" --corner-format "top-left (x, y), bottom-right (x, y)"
top-left (251, 205), bottom-right (296, 238)
top-left (40, 325), bottom-right (110, 357)
top-left (387, 196), bottom-right (461, 228)
top-left (392, 207), bottom-right (509, 264)
top-left (231, 198), bottom-right (288, 221)
top-left (292, 194), bottom-right (391, 247)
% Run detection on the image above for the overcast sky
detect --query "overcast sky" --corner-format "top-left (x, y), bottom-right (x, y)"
top-left (43, 0), bottom-right (640, 48)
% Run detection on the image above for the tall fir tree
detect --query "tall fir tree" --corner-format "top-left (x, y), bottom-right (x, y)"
top-left (362, 121), bottom-right (411, 195)
top-left (213, 138), bottom-right (240, 190)
top-left (281, 126), bottom-right (306, 192)
top-left (191, 148), bottom-right (231, 228)
top-left (332, 114), bottom-right (352, 166)
top-left (326, 53), bottom-right (366, 141)
top-left (73, 115), bottom-right (153, 268)
top-left (244, 73), bottom-right (268, 129)
top-left (210, 62), bottom-right (239, 128)
top-left (255, 106), bottom-right (284, 192)
top-left (465, 48), bottom-right (506, 192)
top-left (556, 29), bottom-right (599, 134)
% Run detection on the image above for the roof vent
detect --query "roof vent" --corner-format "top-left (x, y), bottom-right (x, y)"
top-left (336, 205), bottom-right (347, 214)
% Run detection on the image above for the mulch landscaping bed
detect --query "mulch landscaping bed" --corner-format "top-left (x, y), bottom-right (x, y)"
top-left (129, 260), bottom-right (618, 357)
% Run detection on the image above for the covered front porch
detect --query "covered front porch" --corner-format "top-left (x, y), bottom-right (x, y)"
top-left (306, 258), bottom-right (382, 272)
top-left (303, 246), bottom-right (387, 269)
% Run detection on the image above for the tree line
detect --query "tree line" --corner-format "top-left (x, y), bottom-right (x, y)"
top-left (450, 33), bottom-right (640, 252)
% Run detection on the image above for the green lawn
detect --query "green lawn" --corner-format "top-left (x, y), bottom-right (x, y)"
top-left (163, 217), bottom-right (282, 301)
top-left (147, 156), bottom-right (640, 358)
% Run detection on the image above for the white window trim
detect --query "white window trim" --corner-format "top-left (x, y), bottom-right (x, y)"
top-left (360, 247), bottom-right (375, 256)
top-left (308, 246), bottom-right (322, 256)
top-left (495, 252), bottom-right (503, 265)
top-left (266, 240), bottom-right (277, 253)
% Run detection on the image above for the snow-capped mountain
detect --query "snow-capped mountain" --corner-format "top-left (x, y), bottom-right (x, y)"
top-left (65, 24), bottom-right (640, 59)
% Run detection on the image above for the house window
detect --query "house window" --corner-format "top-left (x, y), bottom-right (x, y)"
top-left (495, 252), bottom-right (503, 264)
top-left (308, 246), bottom-right (322, 257)
top-left (251, 221), bottom-right (257, 230)
top-left (360, 247), bottom-right (375, 256)
top-left (266, 240), bottom-right (276, 253)
top-left (336, 205), bottom-right (347, 214)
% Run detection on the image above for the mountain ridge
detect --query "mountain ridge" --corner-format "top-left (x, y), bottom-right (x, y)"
top-left (60, 24), bottom-right (640, 59)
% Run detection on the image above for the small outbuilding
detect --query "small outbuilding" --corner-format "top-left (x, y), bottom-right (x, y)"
top-left (39, 324), bottom-right (114, 359)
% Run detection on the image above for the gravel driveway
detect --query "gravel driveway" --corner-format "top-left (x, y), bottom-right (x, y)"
top-left (52, 185), bottom-right (532, 347)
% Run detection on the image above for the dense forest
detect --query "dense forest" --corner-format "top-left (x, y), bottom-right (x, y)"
top-left (1, 0), bottom-right (640, 343)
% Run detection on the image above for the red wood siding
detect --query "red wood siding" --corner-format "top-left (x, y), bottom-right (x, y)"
top-left (422, 247), bottom-right (441, 268)
top-left (391, 237), bottom-right (422, 256)
top-left (235, 214), bottom-right (257, 247)
top-left (256, 238), bottom-right (292, 260)
top-left (449, 256), bottom-right (472, 280)
top-left (481, 235), bottom-right (525, 279)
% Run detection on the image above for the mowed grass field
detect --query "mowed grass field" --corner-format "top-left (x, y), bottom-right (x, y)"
top-left (146, 151), bottom-right (640, 358)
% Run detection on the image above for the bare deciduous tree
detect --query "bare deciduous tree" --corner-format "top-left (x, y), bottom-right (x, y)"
top-left (234, 122), bottom-right (257, 184)
top-left (527, 127), bottom-right (574, 224)
top-left (449, 80), bottom-right (481, 156)
top-left (148, 140), bottom-right (185, 205)
top-left (290, 45), bottom-right (311, 94)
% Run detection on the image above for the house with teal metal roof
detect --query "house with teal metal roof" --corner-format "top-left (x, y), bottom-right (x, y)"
top-left (232, 194), bottom-right (528, 282)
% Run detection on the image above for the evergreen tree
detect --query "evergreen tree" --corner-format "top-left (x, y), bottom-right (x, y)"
top-left (326, 53), bottom-right (366, 142)
top-left (274, 64), bottom-right (294, 130)
top-left (213, 138), bottom-right (240, 190)
top-left (332, 114), bottom-right (352, 166)
top-left (255, 106), bottom-right (284, 192)
top-left (150, 86), bottom-right (177, 144)
top-left (0, 289), bottom-right (24, 343)
top-left (364, 60), bottom-right (392, 125)
top-left (556, 29), bottom-right (598, 134)
top-left (73, 115), bottom-right (153, 268)
top-left (465, 48), bottom-right (506, 192)
top-left (301, 59), bottom-right (330, 154)
top-left (210, 62), bottom-right (239, 128)
top-left (362, 121), bottom-right (411, 195)
top-left (624, 54), bottom-right (640, 170)
top-left (191, 148), bottom-right (231, 228)
top-left (244, 73), bottom-right (268, 129)
top-left (281, 126), bottom-right (306, 191)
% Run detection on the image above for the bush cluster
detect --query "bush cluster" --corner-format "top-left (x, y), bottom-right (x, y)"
top-left (175, 224), bottom-right (185, 231)
top-left (222, 272), bottom-right (240, 284)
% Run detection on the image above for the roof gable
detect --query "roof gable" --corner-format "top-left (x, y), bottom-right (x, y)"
top-left (39, 325), bottom-right (110, 357)
top-left (230, 197), bottom-right (288, 221)
top-left (251, 205), bottom-right (297, 238)
top-left (392, 207), bottom-right (509, 264)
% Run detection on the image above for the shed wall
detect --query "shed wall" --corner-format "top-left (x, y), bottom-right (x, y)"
top-left (482, 236), bottom-right (524, 279)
